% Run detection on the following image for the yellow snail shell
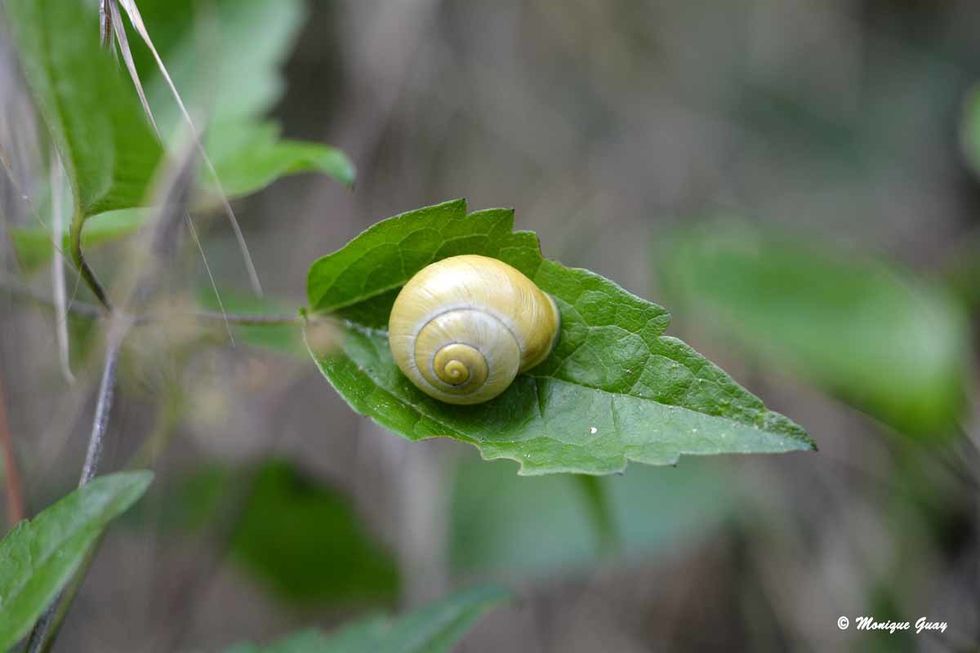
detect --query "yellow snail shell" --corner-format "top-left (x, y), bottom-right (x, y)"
top-left (388, 254), bottom-right (561, 405)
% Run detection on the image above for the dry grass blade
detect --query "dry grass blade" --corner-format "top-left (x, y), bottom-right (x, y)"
top-left (109, 4), bottom-right (157, 134)
top-left (99, 0), bottom-right (115, 50)
top-left (49, 150), bottom-right (75, 384)
top-left (106, 0), bottom-right (232, 332)
top-left (116, 0), bottom-right (264, 296)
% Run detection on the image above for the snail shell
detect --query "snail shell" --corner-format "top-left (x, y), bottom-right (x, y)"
top-left (388, 254), bottom-right (560, 405)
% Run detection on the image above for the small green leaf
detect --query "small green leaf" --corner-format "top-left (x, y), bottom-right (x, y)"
top-left (225, 585), bottom-right (508, 653)
top-left (207, 121), bottom-right (355, 196)
top-left (305, 200), bottom-right (814, 476)
top-left (656, 221), bottom-right (970, 437)
top-left (5, 0), bottom-right (163, 217)
top-left (0, 471), bottom-right (153, 650)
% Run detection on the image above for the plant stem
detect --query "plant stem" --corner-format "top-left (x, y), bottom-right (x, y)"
top-left (69, 211), bottom-right (111, 311)
top-left (0, 374), bottom-right (24, 525)
top-left (78, 333), bottom-right (122, 486)
top-left (25, 326), bottom-right (125, 652)
top-left (573, 475), bottom-right (618, 556)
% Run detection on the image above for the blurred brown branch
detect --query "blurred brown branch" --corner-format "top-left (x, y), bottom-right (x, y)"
top-left (0, 373), bottom-right (24, 525)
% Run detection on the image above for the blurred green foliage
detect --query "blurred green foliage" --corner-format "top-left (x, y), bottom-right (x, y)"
top-left (5, 0), bottom-right (351, 272)
top-left (657, 221), bottom-right (971, 437)
top-left (196, 289), bottom-right (305, 356)
top-left (225, 585), bottom-right (508, 653)
top-left (452, 456), bottom-right (737, 577)
top-left (167, 460), bottom-right (398, 607)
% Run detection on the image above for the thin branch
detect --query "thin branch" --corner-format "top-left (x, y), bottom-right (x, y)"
top-left (0, 374), bottom-right (24, 525)
top-left (78, 329), bottom-right (124, 486)
top-left (0, 278), bottom-right (103, 319)
top-left (25, 321), bottom-right (126, 651)
top-left (0, 279), bottom-right (301, 326)
top-left (190, 309), bottom-right (301, 326)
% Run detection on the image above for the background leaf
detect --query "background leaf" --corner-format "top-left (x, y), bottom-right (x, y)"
top-left (229, 461), bottom-right (398, 605)
top-left (131, 0), bottom-right (304, 134)
top-left (305, 200), bottom-right (814, 476)
top-left (4, 0), bottom-right (163, 218)
top-left (206, 121), bottom-right (354, 197)
top-left (131, 0), bottom-right (352, 191)
top-left (225, 585), bottom-right (508, 653)
top-left (146, 460), bottom-right (398, 606)
top-left (655, 221), bottom-right (970, 437)
top-left (0, 471), bottom-right (153, 650)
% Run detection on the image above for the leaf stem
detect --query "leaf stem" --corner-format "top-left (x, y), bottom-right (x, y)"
top-left (69, 211), bottom-right (111, 311)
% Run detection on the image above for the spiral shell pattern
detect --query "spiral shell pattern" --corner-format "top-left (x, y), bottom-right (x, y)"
top-left (388, 255), bottom-right (561, 405)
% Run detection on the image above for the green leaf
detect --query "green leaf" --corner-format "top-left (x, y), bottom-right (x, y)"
top-left (132, 0), bottom-right (305, 135)
top-left (305, 200), bottom-right (814, 476)
top-left (206, 121), bottom-right (355, 197)
top-left (225, 585), bottom-right (508, 653)
top-left (138, 460), bottom-right (396, 605)
top-left (131, 0), bottom-right (353, 191)
top-left (11, 209), bottom-right (149, 272)
top-left (656, 221), bottom-right (970, 437)
top-left (0, 471), bottom-right (153, 650)
top-left (229, 461), bottom-right (398, 605)
top-left (4, 0), bottom-right (163, 217)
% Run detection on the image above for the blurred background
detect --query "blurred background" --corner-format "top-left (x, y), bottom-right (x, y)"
top-left (1, 0), bottom-right (980, 651)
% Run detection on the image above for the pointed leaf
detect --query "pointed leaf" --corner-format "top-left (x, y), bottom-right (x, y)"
top-left (305, 200), bottom-right (814, 476)
top-left (0, 471), bottom-right (153, 650)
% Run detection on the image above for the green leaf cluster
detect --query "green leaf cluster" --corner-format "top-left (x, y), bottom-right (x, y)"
top-left (5, 0), bottom-right (352, 269)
